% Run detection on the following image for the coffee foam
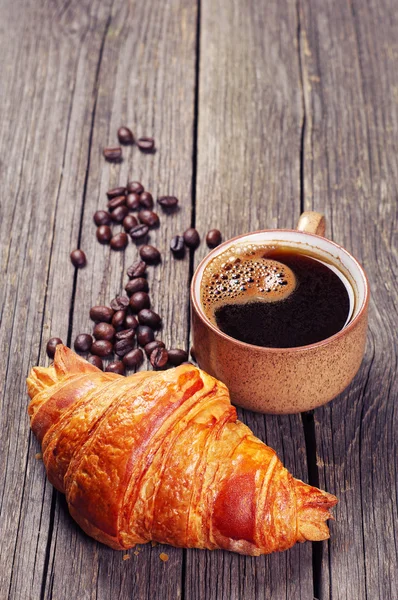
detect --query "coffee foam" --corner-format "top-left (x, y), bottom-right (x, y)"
top-left (201, 243), bottom-right (296, 322)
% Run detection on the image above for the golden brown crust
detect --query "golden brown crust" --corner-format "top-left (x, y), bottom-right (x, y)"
top-left (27, 345), bottom-right (337, 555)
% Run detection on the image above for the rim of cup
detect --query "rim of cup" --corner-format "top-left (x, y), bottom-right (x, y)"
top-left (191, 229), bottom-right (369, 353)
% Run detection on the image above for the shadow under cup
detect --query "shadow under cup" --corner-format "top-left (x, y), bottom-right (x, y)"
top-left (191, 230), bottom-right (369, 414)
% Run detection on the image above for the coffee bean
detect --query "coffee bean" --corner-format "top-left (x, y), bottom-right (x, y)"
top-left (110, 232), bottom-right (128, 250)
top-left (108, 196), bottom-right (126, 211)
top-left (115, 328), bottom-right (136, 342)
top-left (150, 347), bottom-right (168, 369)
top-left (138, 309), bottom-right (161, 329)
top-left (158, 196), bottom-right (178, 209)
top-left (94, 210), bottom-right (112, 226)
top-left (110, 296), bottom-right (130, 311)
top-left (96, 225), bottom-right (112, 244)
top-left (70, 249), bottom-right (87, 268)
top-left (137, 325), bottom-right (155, 346)
top-left (117, 126), bottom-right (134, 145)
top-left (129, 224), bottom-right (149, 241)
top-left (112, 310), bottom-right (126, 329)
top-left (91, 340), bottom-right (113, 357)
top-left (88, 355), bottom-right (103, 370)
top-left (46, 337), bottom-right (63, 358)
top-left (138, 210), bottom-right (159, 228)
top-left (74, 334), bottom-right (93, 353)
top-left (206, 229), bottom-right (222, 248)
top-left (137, 137), bottom-right (155, 152)
top-left (139, 245), bottom-right (161, 264)
top-left (105, 360), bottom-right (125, 374)
top-left (93, 322), bottom-right (116, 341)
top-left (123, 214), bottom-right (138, 232)
top-left (122, 348), bottom-right (144, 368)
top-left (144, 340), bottom-right (165, 358)
top-left (103, 147), bottom-right (122, 161)
top-left (168, 348), bottom-right (189, 366)
top-left (127, 181), bottom-right (144, 194)
top-left (107, 186), bottom-right (127, 199)
top-left (183, 228), bottom-right (200, 249)
top-left (139, 192), bottom-right (154, 209)
top-left (124, 314), bottom-right (139, 329)
top-left (127, 260), bottom-right (147, 279)
top-left (125, 277), bottom-right (149, 296)
top-left (89, 306), bottom-right (114, 323)
top-left (129, 291), bottom-right (150, 312)
top-left (111, 205), bottom-right (129, 223)
top-left (170, 235), bottom-right (185, 258)
top-left (114, 338), bottom-right (135, 357)
top-left (126, 193), bottom-right (141, 211)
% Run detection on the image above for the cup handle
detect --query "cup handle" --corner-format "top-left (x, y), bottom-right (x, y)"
top-left (297, 211), bottom-right (326, 237)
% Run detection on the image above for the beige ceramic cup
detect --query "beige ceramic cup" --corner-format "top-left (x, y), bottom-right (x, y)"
top-left (191, 212), bottom-right (369, 414)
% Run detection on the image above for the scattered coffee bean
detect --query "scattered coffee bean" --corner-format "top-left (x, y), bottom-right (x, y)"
top-left (112, 310), bottom-right (126, 329)
top-left (111, 205), bottom-right (129, 223)
top-left (158, 196), bottom-right (178, 209)
top-left (129, 291), bottom-right (150, 312)
top-left (88, 355), bottom-right (103, 370)
top-left (137, 137), bottom-right (155, 152)
top-left (144, 340), bottom-right (165, 358)
top-left (70, 249), bottom-right (87, 268)
top-left (115, 328), bottom-right (136, 342)
top-left (125, 277), bottom-right (149, 296)
top-left (74, 334), bottom-right (93, 352)
top-left (138, 210), bottom-right (159, 228)
top-left (206, 229), bottom-right (222, 248)
top-left (139, 245), bottom-right (161, 264)
top-left (91, 340), bottom-right (113, 357)
top-left (105, 360), bottom-right (126, 375)
top-left (110, 232), bottom-right (128, 250)
top-left (46, 337), bottom-right (63, 359)
top-left (94, 210), bottom-right (112, 226)
top-left (129, 224), bottom-right (149, 241)
top-left (126, 192), bottom-right (141, 211)
top-left (96, 225), bottom-right (112, 244)
top-left (114, 338), bottom-right (135, 357)
top-left (117, 126), bottom-right (134, 145)
top-left (108, 195), bottom-right (127, 211)
top-left (168, 348), bottom-right (189, 366)
top-left (138, 309), bottom-right (161, 329)
top-left (127, 181), bottom-right (144, 194)
top-left (124, 314), bottom-right (139, 329)
top-left (107, 186), bottom-right (127, 199)
top-left (137, 325), bottom-right (155, 346)
top-left (127, 260), bottom-right (147, 279)
top-left (123, 348), bottom-right (144, 368)
top-left (150, 347), bottom-right (168, 369)
top-left (123, 214), bottom-right (138, 232)
top-left (183, 228), bottom-right (200, 249)
top-left (93, 322), bottom-right (116, 341)
top-left (110, 296), bottom-right (130, 311)
top-left (103, 147), bottom-right (122, 161)
top-left (170, 235), bottom-right (185, 258)
top-left (139, 192), bottom-right (154, 209)
top-left (89, 306), bottom-right (114, 323)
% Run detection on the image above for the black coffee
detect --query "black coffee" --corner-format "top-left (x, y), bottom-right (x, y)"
top-left (201, 244), bottom-right (351, 348)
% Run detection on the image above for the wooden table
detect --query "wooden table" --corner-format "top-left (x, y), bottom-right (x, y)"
top-left (1, 1), bottom-right (397, 598)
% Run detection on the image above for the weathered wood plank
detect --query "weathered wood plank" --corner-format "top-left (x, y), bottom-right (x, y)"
top-left (41, 1), bottom-right (197, 599)
top-left (0, 1), bottom-right (114, 598)
top-left (300, 0), bottom-right (398, 597)
top-left (188, 1), bottom-right (315, 598)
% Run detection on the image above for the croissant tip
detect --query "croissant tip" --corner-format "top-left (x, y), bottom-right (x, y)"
top-left (294, 478), bottom-right (337, 542)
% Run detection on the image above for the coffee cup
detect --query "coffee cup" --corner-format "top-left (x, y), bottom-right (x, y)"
top-left (191, 212), bottom-right (369, 414)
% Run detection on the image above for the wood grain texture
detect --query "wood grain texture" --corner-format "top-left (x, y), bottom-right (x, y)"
top-left (299, 0), bottom-right (398, 597)
top-left (187, 1), bottom-right (315, 598)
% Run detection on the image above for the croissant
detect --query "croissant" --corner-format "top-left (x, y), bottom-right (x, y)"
top-left (27, 345), bottom-right (337, 556)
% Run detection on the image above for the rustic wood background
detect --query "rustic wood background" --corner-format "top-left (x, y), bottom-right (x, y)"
top-left (1, 0), bottom-right (397, 598)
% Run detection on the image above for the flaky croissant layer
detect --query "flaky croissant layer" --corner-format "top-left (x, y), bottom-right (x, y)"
top-left (27, 345), bottom-right (337, 555)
